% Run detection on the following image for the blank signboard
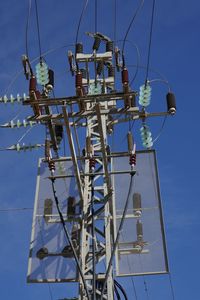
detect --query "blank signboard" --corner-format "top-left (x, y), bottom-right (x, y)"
top-left (114, 150), bottom-right (169, 276)
top-left (27, 160), bottom-right (80, 283)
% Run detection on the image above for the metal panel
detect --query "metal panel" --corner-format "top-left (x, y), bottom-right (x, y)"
top-left (27, 159), bottom-right (80, 283)
top-left (114, 150), bottom-right (168, 276)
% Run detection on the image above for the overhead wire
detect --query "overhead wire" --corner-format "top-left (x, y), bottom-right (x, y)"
top-left (152, 115), bottom-right (167, 144)
top-left (0, 207), bottom-right (33, 212)
top-left (168, 273), bottom-right (176, 300)
top-left (100, 174), bottom-right (135, 300)
top-left (51, 178), bottom-right (90, 300)
top-left (122, 0), bottom-right (145, 62)
top-left (25, 0), bottom-right (32, 58)
top-left (75, 0), bottom-right (89, 47)
top-left (114, 280), bottom-right (128, 300)
top-left (95, 0), bottom-right (97, 32)
top-left (34, 0), bottom-right (42, 60)
top-left (145, 0), bottom-right (156, 83)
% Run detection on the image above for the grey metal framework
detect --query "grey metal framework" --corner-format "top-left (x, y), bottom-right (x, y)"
top-left (25, 41), bottom-right (174, 299)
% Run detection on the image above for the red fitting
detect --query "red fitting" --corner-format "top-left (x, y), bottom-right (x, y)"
top-left (76, 71), bottom-right (83, 89)
top-left (122, 68), bottom-right (129, 85)
top-left (129, 153), bottom-right (136, 166)
top-left (49, 160), bottom-right (55, 172)
top-left (29, 76), bottom-right (36, 92)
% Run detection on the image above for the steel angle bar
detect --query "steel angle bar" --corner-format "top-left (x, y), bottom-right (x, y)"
top-left (62, 106), bottom-right (84, 202)
top-left (95, 103), bottom-right (111, 191)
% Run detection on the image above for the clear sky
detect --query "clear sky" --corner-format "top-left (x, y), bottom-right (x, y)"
top-left (0, 0), bottom-right (199, 299)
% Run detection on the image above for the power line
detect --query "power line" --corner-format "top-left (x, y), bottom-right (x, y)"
top-left (0, 207), bottom-right (33, 213)
top-left (25, 0), bottom-right (32, 58)
top-left (122, 0), bottom-right (144, 60)
top-left (145, 0), bottom-right (156, 83)
top-left (34, 0), bottom-right (42, 59)
top-left (95, 0), bottom-right (97, 32)
top-left (51, 178), bottom-right (90, 300)
top-left (100, 174), bottom-right (135, 300)
top-left (169, 273), bottom-right (176, 300)
top-left (75, 0), bottom-right (89, 47)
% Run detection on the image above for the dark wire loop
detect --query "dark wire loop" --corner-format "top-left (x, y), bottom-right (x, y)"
top-left (100, 174), bottom-right (135, 300)
top-left (51, 178), bottom-right (90, 300)
top-left (122, 0), bottom-right (145, 61)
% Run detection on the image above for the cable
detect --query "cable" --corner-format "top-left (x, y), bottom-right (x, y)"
top-left (117, 39), bottom-right (141, 84)
top-left (34, 0), bottom-right (42, 60)
top-left (16, 125), bottom-right (35, 144)
top-left (114, 282), bottom-right (121, 300)
top-left (25, 0), bottom-right (32, 58)
top-left (95, 0), bottom-right (97, 32)
top-left (149, 78), bottom-right (170, 91)
top-left (100, 174), bottom-right (135, 300)
top-left (169, 273), bottom-right (175, 300)
top-left (75, 0), bottom-right (89, 47)
top-left (145, 0), bottom-right (156, 83)
top-left (51, 178), bottom-right (90, 300)
top-left (128, 63), bottom-right (169, 88)
top-left (0, 207), bottom-right (33, 212)
top-left (152, 115), bottom-right (167, 144)
top-left (113, 0), bottom-right (117, 46)
top-left (114, 280), bottom-right (128, 300)
top-left (122, 0), bottom-right (144, 61)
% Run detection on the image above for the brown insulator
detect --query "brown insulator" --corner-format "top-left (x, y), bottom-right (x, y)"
top-left (29, 76), bottom-right (36, 92)
top-left (97, 60), bottom-right (104, 76)
top-left (93, 36), bottom-right (101, 51)
top-left (106, 41), bottom-right (113, 52)
top-left (122, 67), bottom-right (129, 85)
top-left (76, 43), bottom-right (83, 54)
top-left (55, 125), bottom-right (63, 144)
top-left (166, 92), bottom-right (176, 115)
top-left (46, 69), bottom-right (54, 91)
top-left (76, 71), bottom-right (83, 89)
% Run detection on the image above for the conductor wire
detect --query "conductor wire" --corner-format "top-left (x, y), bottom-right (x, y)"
top-left (75, 0), bottom-right (89, 47)
top-left (100, 174), bottom-right (135, 300)
top-left (34, 0), bottom-right (42, 59)
top-left (25, 0), bottom-right (32, 58)
top-left (145, 0), bottom-right (156, 83)
top-left (51, 179), bottom-right (90, 300)
top-left (122, 0), bottom-right (144, 63)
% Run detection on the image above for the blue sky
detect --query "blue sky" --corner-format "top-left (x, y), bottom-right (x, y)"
top-left (0, 0), bottom-right (199, 299)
